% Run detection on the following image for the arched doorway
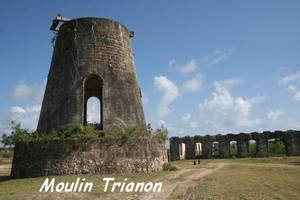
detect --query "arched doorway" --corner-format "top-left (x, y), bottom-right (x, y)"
top-left (179, 143), bottom-right (186, 160)
top-left (195, 142), bottom-right (202, 157)
top-left (268, 138), bottom-right (286, 156)
top-left (248, 140), bottom-right (256, 156)
top-left (212, 141), bottom-right (220, 157)
top-left (84, 75), bottom-right (103, 130)
top-left (230, 141), bottom-right (237, 157)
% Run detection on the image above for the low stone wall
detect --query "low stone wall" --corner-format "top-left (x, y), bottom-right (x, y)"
top-left (11, 138), bottom-right (167, 178)
top-left (170, 130), bottom-right (300, 160)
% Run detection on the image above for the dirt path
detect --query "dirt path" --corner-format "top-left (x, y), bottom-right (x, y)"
top-left (0, 164), bottom-right (11, 176)
top-left (138, 163), bottom-right (225, 200)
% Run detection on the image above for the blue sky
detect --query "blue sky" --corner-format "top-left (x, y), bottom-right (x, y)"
top-left (0, 0), bottom-right (300, 137)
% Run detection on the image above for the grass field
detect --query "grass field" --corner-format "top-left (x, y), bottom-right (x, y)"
top-left (0, 156), bottom-right (300, 200)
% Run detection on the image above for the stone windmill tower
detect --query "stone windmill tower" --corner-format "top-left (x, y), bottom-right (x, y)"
top-left (37, 15), bottom-right (146, 133)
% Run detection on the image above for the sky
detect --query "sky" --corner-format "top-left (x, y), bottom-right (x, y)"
top-left (0, 0), bottom-right (300, 139)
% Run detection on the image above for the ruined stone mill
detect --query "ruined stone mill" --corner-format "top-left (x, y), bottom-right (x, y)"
top-left (11, 16), bottom-right (167, 178)
top-left (37, 15), bottom-right (146, 133)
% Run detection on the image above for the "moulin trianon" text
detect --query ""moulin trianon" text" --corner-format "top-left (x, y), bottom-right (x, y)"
top-left (39, 177), bottom-right (163, 193)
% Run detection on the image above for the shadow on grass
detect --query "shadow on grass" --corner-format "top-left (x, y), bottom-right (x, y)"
top-left (290, 162), bottom-right (300, 166)
top-left (0, 176), bottom-right (11, 183)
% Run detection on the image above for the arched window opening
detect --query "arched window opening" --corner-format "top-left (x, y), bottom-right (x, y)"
top-left (212, 142), bottom-right (220, 157)
top-left (230, 141), bottom-right (237, 156)
top-left (268, 138), bottom-right (286, 156)
top-left (87, 97), bottom-right (101, 124)
top-left (248, 140), bottom-right (256, 156)
top-left (195, 142), bottom-right (202, 157)
top-left (84, 74), bottom-right (103, 130)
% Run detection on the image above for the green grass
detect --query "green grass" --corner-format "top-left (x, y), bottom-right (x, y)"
top-left (1, 157), bottom-right (300, 200)
top-left (174, 156), bottom-right (300, 165)
top-left (195, 163), bottom-right (300, 200)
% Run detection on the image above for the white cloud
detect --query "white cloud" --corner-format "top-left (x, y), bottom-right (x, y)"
top-left (294, 91), bottom-right (300, 101)
top-left (154, 74), bottom-right (205, 118)
top-left (207, 48), bottom-right (235, 65)
top-left (11, 106), bottom-right (26, 113)
top-left (1, 80), bottom-right (47, 132)
top-left (154, 76), bottom-right (180, 117)
top-left (174, 48), bottom-right (234, 75)
top-left (9, 105), bottom-right (41, 130)
top-left (180, 59), bottom-right (198, 74)
top-left (248, 96), bottom-right (266, 105)
top-left (279, 70), bottom-right (300, 101)
top-left (278, 70), bottom-right (300, 85)
top-left (287, 84), bottom-right (297, 93)
top-left (266, 109), bottom-right (283, 123)
top-left (168, 59), bottom-right (176, 67)
top-left (189, 121), bottom-right (199, 128)
top-left (181, 74), bottom-right (204, 93)
top-left (9, 81), bottom-right (33, 100)
top-left (217, 78), bottom-right (242, 90)
top-left (198, 79), bottom-right (265, 130)
top-left (181, 113), bottom-right (191, 122)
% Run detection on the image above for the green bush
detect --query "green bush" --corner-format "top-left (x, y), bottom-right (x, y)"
top-left (268, 139), bottom-right (286, 155)
top-left (152, 125), bottom-right (169, 142)
top-left (1, 121), bottom-right (100, 145)
top-left (162, 162), bottom-right (177, 171)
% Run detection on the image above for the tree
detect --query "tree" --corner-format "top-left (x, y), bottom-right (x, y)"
top-left (1, 133), bottom-right (13, 149)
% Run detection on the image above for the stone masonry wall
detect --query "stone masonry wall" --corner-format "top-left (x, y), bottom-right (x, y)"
top-left (37, 17), bottom-right (146, 133)
top-left (11, 138), bottom-right (167, 178)
top-left (170, 130), bottom-right (300, 160)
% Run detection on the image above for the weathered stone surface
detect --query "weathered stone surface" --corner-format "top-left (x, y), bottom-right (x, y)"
top-left (170, 137), bottom-right (180, 161)
top-left (170, 130), bottom-right (300, 160)
top-left (253, 132), bottom-right (269, 157)
top-left (236, 133), bottom-right (250, 158)
top-left (216, 135), bottom-right (230, 158)
top-left (11, 138), bottom-right (167, 178)
top-left (202, 136), bottom-right (213, 159)
top-left (284, 130), bottom-right (300, 156)
top-left (37, 17), bottom-right (146, 133)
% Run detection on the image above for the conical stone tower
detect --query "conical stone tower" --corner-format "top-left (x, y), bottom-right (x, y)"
top-left (37, 17), bottom-right (146, 133)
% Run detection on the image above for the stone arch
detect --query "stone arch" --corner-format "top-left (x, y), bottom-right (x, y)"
top-left (83, 74), bottom-right (104, 130)
top-left (268, 138), bottom-right (286, 156)
top-left (248, 139), bottom-right (256, 156)
top-left (195, 142), bottom-right (202, 157)
top-left (212, 141), bottom-right (220, 157)
top-left (230, 141), bottom-right (237, 156)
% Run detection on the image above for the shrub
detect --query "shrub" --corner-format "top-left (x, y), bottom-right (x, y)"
top-left (152, 125), bottom-right (169, 142)
top-left (111, 118), bottom-right (140, 139)
top-left (162, 163), bottom-right (177, 171)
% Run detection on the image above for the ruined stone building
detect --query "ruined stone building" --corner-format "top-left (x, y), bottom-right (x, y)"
top-left (170, 130), bottom-right (300, 160)
top-left (37, 16), bottom-right (146, 133)
top-left (11, 16), bottom-right (168, 178)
